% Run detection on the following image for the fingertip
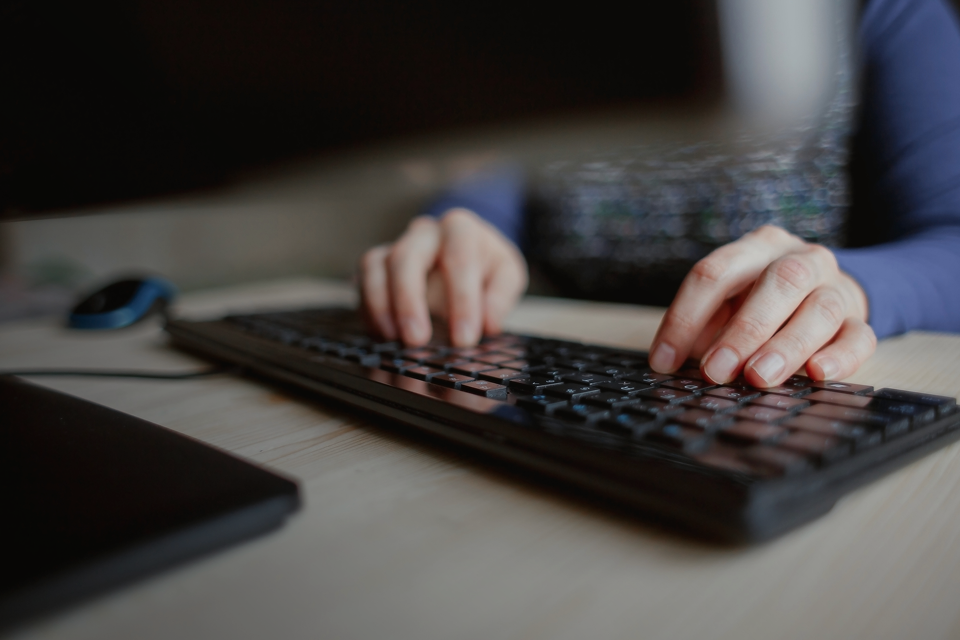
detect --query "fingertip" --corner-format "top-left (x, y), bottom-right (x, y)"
top-left (649, 342), bottom-right (678, 373)
top-left (807, 355), bottom-right (840, 381)
top-left (702, 346), bottom-right (740, 384)
top-left (745, 351), bottom-right (786, 387)
top-left (452, 318), bottom-right (480, 347)
top-left (400, 316), bottom-right (431, 346)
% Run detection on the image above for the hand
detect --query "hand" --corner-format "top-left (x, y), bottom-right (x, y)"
top-left (358, 208), bottom-right (528, 347)
top-left (648, 225), bottom-right (875, 386)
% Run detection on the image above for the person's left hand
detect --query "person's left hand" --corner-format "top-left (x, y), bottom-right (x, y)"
top-left (647, 225), bottom-right (875, 387)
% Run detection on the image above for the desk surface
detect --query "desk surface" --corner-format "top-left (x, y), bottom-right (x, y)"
top-left (5, 278), bottom-right (960, 640)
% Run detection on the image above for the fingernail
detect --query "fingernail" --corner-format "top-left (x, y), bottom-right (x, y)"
top-left (814, 356), bottom-right (840, 380)
top-left (649, 342), bottom-right (677, 372)
top-left (703, 347), bottom-right (739, 383)
top-left (453, 319), bottom-right (476, 346)
top-left (401, 317), bottom-right (428, 344)
top-left (752, 352), bottom-right (786, 385)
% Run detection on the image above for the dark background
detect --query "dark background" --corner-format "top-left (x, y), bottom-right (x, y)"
top-left (0, 0), bottom-right (720, 218)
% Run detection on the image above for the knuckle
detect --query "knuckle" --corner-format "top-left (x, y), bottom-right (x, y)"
top-left (806, 243), bottom-right (838, 269)
top-left (442, 207), bottom-right (479, 226)
top-left (767, 257), bottom-right (813, 293)
top-left (754, 224), bottom-right (789, 242)
top-left (729, 314), bottom-right (769, 345)
top-left (778, 331), bottom-right (814, 360)
top-left (689, 256), bottom-right (730, 286)
top-left (810, 288), bottom-right (846, 326)
top-left (438, 245), bottom-right (471, 274)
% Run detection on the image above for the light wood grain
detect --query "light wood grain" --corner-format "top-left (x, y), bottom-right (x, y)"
top-left (4, 278), bottom-right (960, 640)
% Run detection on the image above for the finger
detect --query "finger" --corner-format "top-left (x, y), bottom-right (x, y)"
top-left (688, 299), bottom-right (736, 361)
top-left (806, 318), bottom-right (877, 381)
top-left (481, 249), bottom-right (528, 336)
top-left (700, 243), bottom-right (838, 384)
top-left (650, 225), bottom-right (805, 373)
top-left (388, 216), bottom-right (442, 345)
top-left (438, 210), bottom-right (485, 346)
top-left (740, 284), bottom-right (847, 387)
top-left (359, 245), bottom-right (397, 340)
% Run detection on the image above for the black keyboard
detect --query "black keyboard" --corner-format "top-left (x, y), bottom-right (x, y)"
top-left (165, 308), bottom-right (960, 543)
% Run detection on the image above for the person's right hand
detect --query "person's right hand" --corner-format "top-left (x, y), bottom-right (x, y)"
top-left (358, 208), bottom-right (528, 347)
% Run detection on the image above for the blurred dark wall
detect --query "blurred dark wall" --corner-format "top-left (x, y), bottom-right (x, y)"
top-left (0, 0), bottom-right (720, 217)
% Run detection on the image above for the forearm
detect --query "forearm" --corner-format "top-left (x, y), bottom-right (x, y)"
top-left (834, 227), bottom-right (960, 339)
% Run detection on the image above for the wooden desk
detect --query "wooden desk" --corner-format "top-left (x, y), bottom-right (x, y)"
top-left (5, 278), bottom-right (960, 640)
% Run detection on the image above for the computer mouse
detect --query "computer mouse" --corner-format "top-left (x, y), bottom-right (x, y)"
top-left (68, 276), bottom-right (178, 329)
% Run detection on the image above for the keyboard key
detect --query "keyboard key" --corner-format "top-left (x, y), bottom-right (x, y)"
top-left (674, 409), bottom-right (735, 430)
top-left (761, 384), bottom-right (814, 397)
top-left (381, 358), bottom-right (419, 373)
top-left (749, 394), bottom-right (810, 412)
top-left (515, 394), bottom-right (569, 414)
top-left (762, 375), bottom-right (814, 397)
top-left (402, 348), bottom-right (438, 362)
top-left (543, 383), bottom-right (602, 400)
top-left (561, 371), bottom-right (617, 386)
top-left (739, 446), bottom-right (811, 476)
top-left (344, 350), bottom-right (383, 367)
top-left (694, 445), bottom-right (769, 475)
top-left (777, 432), bottom-right (850, 465)
top-left (555, 403), bottom-right (611, 423)
top-left (507, 376), bottom-right (565, 394)
top-left (646, 424), bottom-right (712, 453)
top-left (601, 355), bottom-right (648, 369)
top-left (587, 365), bottom-right (639, 378)
top-left (704, 386), bottom-right (762, 403)
top-left (718, 420), bottom-right (787, 444)
top-left (872, 388), bottom-right (957, 417)
top-left (583, 392), bottom-right (644, 409)
top-left (637, 387), bottom-right (694, 404)
top-left (371, 341), bottom-right (402, 354)
top-left (500, 359), bottom-right (533, 371)
top-left (675, 368), bottom-right (705, 380)
top-left (425, 355), bottom-right (470, 369)
top-left (622, 371), bottom-right (674, 386)
top-left (478, 368), bottom-right (527, 383)
top-left (810, 380), bottom-right (874, 395)
top-left (682, 396), bottom-right (740, 413)
top-left (734, 406), bottom-right (791, 423)
top-left (450, 361), bottom-right (498, 375)
top-left (525, 365), bottom-right (576, 378)
top-left (446, 347), bottom-right (485, 358)
top-left (430, 372), bottom-right (476, 389)
top-left (475, 353), bottom-right (517, 365)
top-left (598, 412), bottom-right (658, 437)
top-left (661, 378), bottom-right (717, 393)
top-left (802, 404), bottom-right (909, 439)
top-left (624, 400), bottom-right (684, 419)
top-left (592, 380), bottom-right (653, 395)
top-left (554, 358), bottom-right (594, 370)
top-left (863, 399), bottom-right (936, 425)
top-left (804, 390), bottom-right (873, 407)
top-left (405, 365), bottom-right (445, 381)
top-left (461, 380), bottom-right (508, 398)
top-left (781, 415), bottom-right (882, 450)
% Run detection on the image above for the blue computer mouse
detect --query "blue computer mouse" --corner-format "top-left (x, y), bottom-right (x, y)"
top-left (68, 276), bottom-right (178, 329)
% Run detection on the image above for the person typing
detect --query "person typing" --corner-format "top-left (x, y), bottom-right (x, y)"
top-left (358, 0), bottom-right (960, 388)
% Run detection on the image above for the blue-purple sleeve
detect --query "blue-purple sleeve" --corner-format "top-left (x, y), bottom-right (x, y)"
top-left (422, 164), bottom-right (527, 248)
top-left (833, 0), bottom-right (960, 338)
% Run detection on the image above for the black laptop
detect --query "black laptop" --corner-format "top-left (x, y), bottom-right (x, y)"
top-left (0, 375), bottom-right (300, 630)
